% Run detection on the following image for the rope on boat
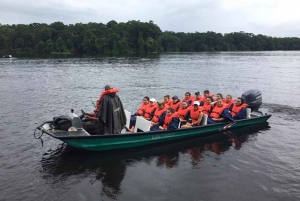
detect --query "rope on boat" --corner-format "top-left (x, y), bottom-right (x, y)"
top-left (34, 127), bottom-right (44, 139)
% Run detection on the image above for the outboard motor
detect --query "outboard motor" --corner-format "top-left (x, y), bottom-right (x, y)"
top-left (241, 90), bottom-right (262, 111)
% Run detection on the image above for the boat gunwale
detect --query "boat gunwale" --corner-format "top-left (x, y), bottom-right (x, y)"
top-left (38, 114), bottom-right (272, 140)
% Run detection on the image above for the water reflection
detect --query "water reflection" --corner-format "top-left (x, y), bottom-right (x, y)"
top-left (40, 123), bottom-right (269, 198)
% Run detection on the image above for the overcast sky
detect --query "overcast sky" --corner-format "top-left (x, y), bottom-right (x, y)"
top-left (0, 0), bottom-right (300, 37)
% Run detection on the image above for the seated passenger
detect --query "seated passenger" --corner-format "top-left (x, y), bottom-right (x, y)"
top-left (128, 96), bottom-right (150, 130)
top-left (214, 93), bottom-right (225, 102)
top-left (164, 95), bottom-right (173, 106)
top-left (143, 98), bottom-right (157, 120)
top-left (192, 92), bottom-right (205, 106)
top-left (204, 89), bottom-right (214, 98)
top-left (229, 97), bottom-right (247, 120)
top-left (150, 108), bottom-right (180, 131)
top-left (224, 95), bottom-right (235, 108)
top-left (169, 95), bottom-right (181, 111)
top-left (181, 101), bottom-right (203, 128)
top-left (182, 92), bottom-right (194, 106)
top-left (177, 101), bottom-right (190, 125)
top-left (202, 97), bottom-right (214, 115)
top-left (207, 99), bottom-right (233, 124)
top-left (82, 104), bottom-right (100, 135)
top-left (150, 100), bottom-right (168, 127)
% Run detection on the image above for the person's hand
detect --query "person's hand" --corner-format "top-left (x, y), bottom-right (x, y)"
top-left (159, 126), bottom-right (164, 130)
top-left (212, 118), bottom-right (217, 121)
top-left (85, 115), bottom-right (90, 119)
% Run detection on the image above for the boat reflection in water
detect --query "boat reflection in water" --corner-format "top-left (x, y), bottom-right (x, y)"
top-left (40, 123), bottom-right (270, 198)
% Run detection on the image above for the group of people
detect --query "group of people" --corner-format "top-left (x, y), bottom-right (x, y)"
top-left (127, 90), bottom-right (248, 132)
top-left (81, 87), bottom-right (248, 135)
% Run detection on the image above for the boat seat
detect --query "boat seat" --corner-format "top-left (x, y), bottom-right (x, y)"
top-left (134, 116), bottom-right (151, 133)
top-left (68, 113), bottom-right (83, 129)
top-left (246, 108), bottom-right (251, 119)
top-left (124, 109), bottom-right (131, 128)
top-left (201, 114), bottom-right (208, 125)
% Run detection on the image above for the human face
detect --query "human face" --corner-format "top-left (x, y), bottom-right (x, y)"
top-left (143, 98), bottom-right (149, 104)
top-left (206, 98), bottom-right (212, 104)
top-left (181, 102), bottom-right (187, 109)
top-left (158, 103), bottom-right (164, 109)
top-left (204, 92), bottom-right (208, 97)
top-left (166, 110), bottom-right (172, 116)
top-left (150, 101), bottom-right (155, 106)
top-left (217, 100), bottom-right (223, 106)
top-left (216, 94), bottom-right (221, 99)
top-left (172, 98), bottom-right (178, 103)
top-left (193, 104), bottom-right (199, 110)
top-left (236, 99), bottom-right (242, 106)
top-left (196, 94), bottom-right (201, 99)
top-left (226, 96), bottom-right (231, 103)
top-left (185, 93), bottom-right (190, 99)
top-left (164, 97), bottom-right (169, 103)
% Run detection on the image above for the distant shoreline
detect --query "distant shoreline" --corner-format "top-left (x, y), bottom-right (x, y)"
top-left (1, 21), bottom-right (300, 55)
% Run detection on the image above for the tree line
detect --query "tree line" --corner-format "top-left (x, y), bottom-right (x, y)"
top-left (0, 20), bottom-right (300, 55)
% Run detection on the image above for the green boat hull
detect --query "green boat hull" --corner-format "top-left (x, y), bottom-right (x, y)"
top-left (48, 115), bottom-right (271, 151)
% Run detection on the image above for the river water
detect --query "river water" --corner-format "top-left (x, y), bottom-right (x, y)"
top-left (0, 52), bottom-right (300, 201)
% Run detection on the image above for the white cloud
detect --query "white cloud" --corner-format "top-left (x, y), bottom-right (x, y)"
top-left (1, 0), bottom-right (300, 37)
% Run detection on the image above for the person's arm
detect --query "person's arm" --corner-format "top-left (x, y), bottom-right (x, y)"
top-left (86, 115), bottom-right (98, 122)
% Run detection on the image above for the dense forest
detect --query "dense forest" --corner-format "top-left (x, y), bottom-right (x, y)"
top-left (1, 20), bottom-right (300, 55)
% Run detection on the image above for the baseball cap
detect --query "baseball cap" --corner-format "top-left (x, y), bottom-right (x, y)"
top-left (195, 92), bottom-right (201, 95)
top-left (193, 101), bottom-right (200, 106)
top-left (150, 98), bottom-right (156, 102)
top-left (172, 95), bottom-right (178, 99)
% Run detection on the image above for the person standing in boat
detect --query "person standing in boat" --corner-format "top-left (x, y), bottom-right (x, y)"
top-left (97, 84), bottom-right (126, 134)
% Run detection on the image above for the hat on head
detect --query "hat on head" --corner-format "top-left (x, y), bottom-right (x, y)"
top-left (150, 98), bottom-right (156, 102)
top-left (193, 101), bottom-right (200, 106)
top-left (195, 92), bottom-right (201, 95)
top-left (172, 95), bottom-right (178, 100)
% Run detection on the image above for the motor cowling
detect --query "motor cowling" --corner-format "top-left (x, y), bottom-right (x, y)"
top-left (241, 90), bottom-right (262, 111)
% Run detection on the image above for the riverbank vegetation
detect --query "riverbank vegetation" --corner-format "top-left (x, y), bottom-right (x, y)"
top-left (1, 20), bottom-right (300, 55)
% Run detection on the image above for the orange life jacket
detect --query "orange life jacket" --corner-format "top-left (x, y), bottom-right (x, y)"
top-left (143, 104), bottom-right (157, 118)
top-left (210, 104), bottom-right (226, 119)
top-left (202, 103), bottom-right (212, 115)
top-left (192, 96), bottom-right (206, 104)
top-left (224, 99), bottom-right (235, 108)
top-left (163, 112), bottom-right (179, 129)
top-left (177, 106), bottom-right (190, 120)
top-left (190, 107), bottom-right (203, 123)
top-left (231, 103), bottom-right (248, 117)
top-left (182, 96), bottom-right (195, 103)
top-left (169, 101), bottom-right (181, 111)
top-left (151, 106), bottom-right (167, 123)
top-left (97, 88), bottom-right (120, 106)
top-left (136, 103), bottom-right (149, 116)
top-left (205, 93), bottom-right (214, 98)
top-left (165, 99), bottom-right (172, 106)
